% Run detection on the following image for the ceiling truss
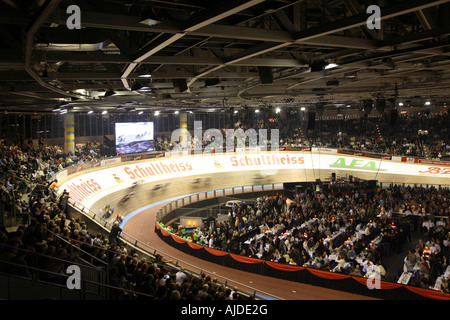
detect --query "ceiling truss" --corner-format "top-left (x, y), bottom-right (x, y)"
top-left (0, 0), bottom-right (449, 114)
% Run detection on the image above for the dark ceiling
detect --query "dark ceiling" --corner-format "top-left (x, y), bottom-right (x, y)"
top-left (1, 0), bottom-right (450, 116)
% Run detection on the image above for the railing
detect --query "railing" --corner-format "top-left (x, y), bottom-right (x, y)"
top-left (0, 242), bottom-right (110, 299)
top-left (155, 183), bottom-right (282, 223)
top-left (65, 183), bottom-right (285, 300)
top-left (146, 183), bottom-right (284, 299)
top-left (0, 258), bottom-right (156, 300)
top-left (62, 189), bottom-right (273, 299)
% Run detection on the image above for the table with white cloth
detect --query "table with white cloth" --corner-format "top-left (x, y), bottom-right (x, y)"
top-left (422, 221), bottom-right (435, 230)
top-left (397, 272), bottom-right (413, 284)
top-left (356, 256), bottom-right (366, 265)
top-left (244, 233), bottom-right (264, 245)
top-left (436, 220), bottom-right (447, 227)
top-left (433, 266), bottom-right (449, 291)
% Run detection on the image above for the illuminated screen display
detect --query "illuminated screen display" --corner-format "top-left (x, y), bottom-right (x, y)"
top-left (115, 122), bottom-right (154, 154)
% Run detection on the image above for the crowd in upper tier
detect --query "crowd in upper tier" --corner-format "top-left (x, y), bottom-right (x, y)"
top-left (285, 112), bottom-right (450, 160)
top-left (0, 139), bottom-right (105, 217)
top-left (189, 185), bottom-right (449, 293)
top-left (162, 112), bottom-right (450, 161)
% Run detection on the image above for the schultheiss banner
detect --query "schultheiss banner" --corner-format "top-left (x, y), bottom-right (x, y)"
top-left (58, 152), bottom-right (450, 209)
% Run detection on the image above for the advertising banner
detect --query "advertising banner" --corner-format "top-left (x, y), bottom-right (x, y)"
top-left (58, 152), bottom-right (450, 211)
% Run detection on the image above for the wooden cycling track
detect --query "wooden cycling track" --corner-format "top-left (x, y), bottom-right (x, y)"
top-left (86, 165), bottom-right (450, 300)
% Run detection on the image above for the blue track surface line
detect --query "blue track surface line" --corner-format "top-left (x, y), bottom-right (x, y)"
top-left (254, 294), bottom-right (280, 300)
top-left (121, 184), bottom-right (283, 229)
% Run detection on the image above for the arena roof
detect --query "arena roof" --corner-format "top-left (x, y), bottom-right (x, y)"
top-left (0, 0), bottom-right (449, 115)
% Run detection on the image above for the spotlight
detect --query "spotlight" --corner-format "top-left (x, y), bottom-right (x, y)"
top-left (139, 9), bottom-right (162, 26)
top-left (325, 63), bottom-right (338, 70)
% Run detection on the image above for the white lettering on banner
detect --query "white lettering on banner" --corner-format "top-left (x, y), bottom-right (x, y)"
top-left (123, 160), bottom-right (193, 180)
top-left (230, 154), bottom-right (305, 167)
top-left (65, 178), bottom-right (102, 204)
top-left (417, 159), bottom-right (450, 166)
top-left (101, 158), bottom-right (122, 166)
top-left (312, 147), bottom-right (338, 154)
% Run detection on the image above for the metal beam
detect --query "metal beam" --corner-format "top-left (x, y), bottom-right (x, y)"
top-left (343, 0), bottom-right (383, 40)
top-left (121, 0), bottom-right (266, 89)
top-left (187, 0), bottom-right (450, 90)
top-left (47, 9), bottom-right (379, 49)
top-left (23, 0), bottom-right (92, 102)
top-left (49, 69), bottom-right (262, 81)
top-left (187, 42), bottom-right (288, 87)
top-left (415, 9), bottom-right (435, 31)
top-left (292, 0), bottom-right (450, 42)
top-left (272, 9), bottom-right (298, 32)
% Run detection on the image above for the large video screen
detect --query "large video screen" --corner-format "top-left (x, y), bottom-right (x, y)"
top-left (115, 122), bottom-right (154, 154)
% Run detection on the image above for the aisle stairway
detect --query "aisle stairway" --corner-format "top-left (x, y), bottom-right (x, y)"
top-left (422, 144), bottom-right (432, 159)
top-left (381, 230), bottom-right (422, 283)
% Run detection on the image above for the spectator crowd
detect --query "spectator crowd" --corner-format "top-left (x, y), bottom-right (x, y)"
top-left (162, 112), bottom-right (450, 161)
top-left (189, 184), bottom-right (449, 293)
top-left (0, 137), bottom-right (249, 300)
top-left (294, 112), bottom-right (450, 160)
top-left (0, 111), bottom-right (449, 300)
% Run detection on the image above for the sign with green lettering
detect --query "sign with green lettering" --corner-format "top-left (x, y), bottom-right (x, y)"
top-left (330, 158), bottom-right (377, 171)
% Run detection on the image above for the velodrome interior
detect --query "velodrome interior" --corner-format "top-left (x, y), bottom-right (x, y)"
top-left (0, 0), bottom-right (450, 303)
top-left (53, 151), bottom-right (449, 300)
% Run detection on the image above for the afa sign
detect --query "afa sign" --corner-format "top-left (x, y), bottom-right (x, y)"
top-left (330, 158), bottom-right (377, 171)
